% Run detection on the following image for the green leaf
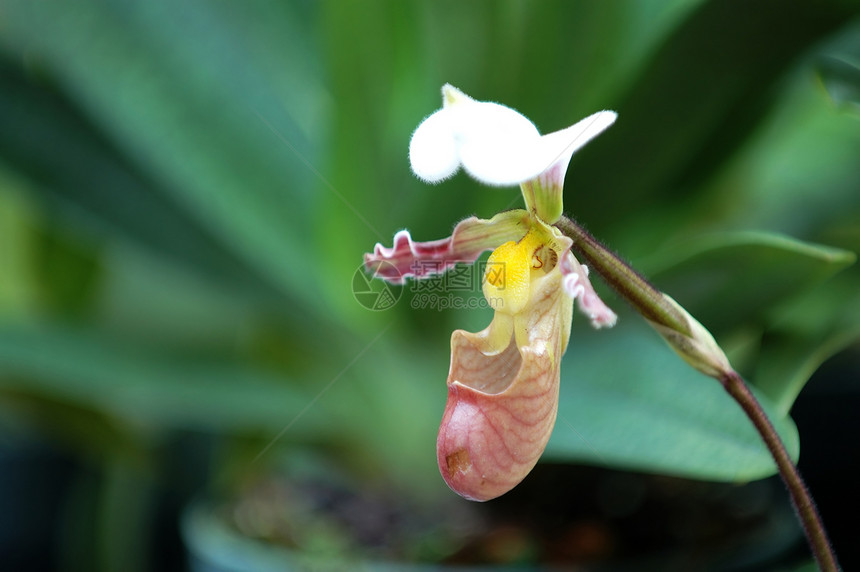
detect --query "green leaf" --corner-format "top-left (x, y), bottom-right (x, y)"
top-left (0, 324), bottom-right (327, 439)
top-left (546, 317), bottom-right (798, 482)
top-left (646, 231), bottom-right (856, 336)
top-left (0, 59), bottom-right (272, 299)
top-left (754, 278), bottom-right (860, 416)
top-left (0, 0), bottom-right (329, 313)
top-left (817, 55), bottom-right (860, 109)
top-left (816, 19), bottom-right (860, 111)
top-left (755, 329), bottom-right (860, 418)
top-left (565, 0), bottom-right (860, 236)
top-left (0, 173), bottom-right (40, 318)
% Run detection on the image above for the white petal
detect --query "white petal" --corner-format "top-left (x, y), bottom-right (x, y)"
top-left (458, 108), bottom-right (616, 187)
top-left (442, 83), bottom-right (472, 107)
top-left (458, 136), bottom-right (540, 186)
top-left (452, 100), bottom-right (542, 186)
top-left (450, 99), bottom-right (540, 143)
top-left (409, 109), bottom-right (460, 183)
top-left (410, 84), bottom-right (617, 188)
top-left (532, 110), bottom-right (617, 172)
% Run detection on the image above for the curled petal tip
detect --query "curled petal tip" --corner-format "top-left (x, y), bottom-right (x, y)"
top-left (442, 84), bottom-right (470, 107)
top-left (561, 255), bottom-right (618, 329)
top-left (598, 109), bottom-right (618, 125)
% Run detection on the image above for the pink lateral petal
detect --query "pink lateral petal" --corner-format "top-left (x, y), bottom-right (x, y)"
top-left (560, 249), bottom-right (617, 329)
top-left (363, 211), bottom-right (529, 284)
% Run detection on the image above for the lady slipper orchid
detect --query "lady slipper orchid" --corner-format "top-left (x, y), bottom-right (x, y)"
top-left (364, 85), bottom-right (618, 501)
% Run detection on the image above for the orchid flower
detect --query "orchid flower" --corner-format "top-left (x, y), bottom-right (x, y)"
top-left (364, 85), bottom-right (618, 501)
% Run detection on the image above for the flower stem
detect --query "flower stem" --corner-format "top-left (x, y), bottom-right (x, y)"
top-left (553, 216), bottom-right (689, 335)
top-left (720, 370), bottom-right (839, 571)
top-left (555, 215), bottom-right (839, 571)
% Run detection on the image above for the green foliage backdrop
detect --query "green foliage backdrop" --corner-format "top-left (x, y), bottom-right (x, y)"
top-left (0, 0), bottom-right (859, 566)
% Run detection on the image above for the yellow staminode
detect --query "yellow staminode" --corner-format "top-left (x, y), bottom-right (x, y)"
top-left (482, 229), bottom-right (549, 315)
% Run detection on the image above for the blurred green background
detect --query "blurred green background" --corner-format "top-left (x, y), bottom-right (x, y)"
top-left (0, 0), bottom-right (859, 570)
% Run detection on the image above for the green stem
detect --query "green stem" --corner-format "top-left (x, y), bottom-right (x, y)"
top-left (555, 215), bottom-right (839, 571)
top-left (553, 216), bottom-right (689, 335)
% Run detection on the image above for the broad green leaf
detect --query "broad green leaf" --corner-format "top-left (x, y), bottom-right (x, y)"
top-left (0, 319), bottom-right (446, 489)
top-left (564, 0), bottom-right (860, 236)
top-left (546, 316), bottom-right (798, 482)
top-left (817, 55), bottom-right (860, 110)
top-left (0, 58), bottom-right (273, 299)
top-left (0, 324), bottom-right (326, 439)
top-left (754, 329), bottom-right (860, 418)
top-left (94, 244), bottom-right (259, 350)
top-left (519, 0), bottom-right (707, 118)
top-left (816, 18), bottom-right (860, 110)
top-left (0, 172), bottom-right (39, 318)
top-left (0, 0), bottom-right (329, 314)
top-left (754, 278), bottom-right (860, 416)
top-left (645, 231), bottom-right (855, 336)
top-left (685, 64), bottom-right (860, 245)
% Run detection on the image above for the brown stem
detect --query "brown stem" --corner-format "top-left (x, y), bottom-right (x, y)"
top-left (720, 370), bottom-right (839, 572)
top-left (555, 215), bottom-right (840, 570)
